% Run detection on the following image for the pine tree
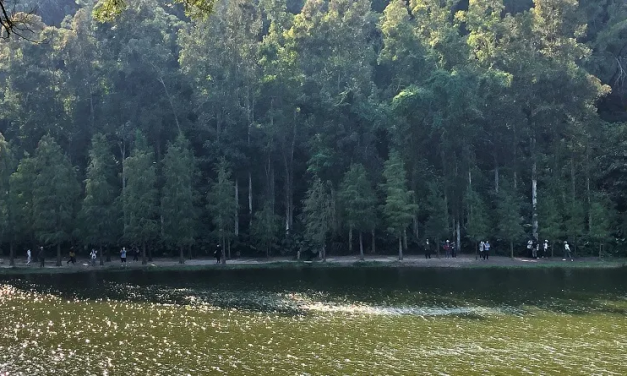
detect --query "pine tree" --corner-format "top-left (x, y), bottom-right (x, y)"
top-left (302, 176), bottom-right (332, 261)
top-left (497, 182), bottom-right (524, 258)
top-left (465, 187), bottom-right (489, 258)
top-left (207, 158), bottom-right (237, 264)
top-left (381, 151), bottom-right (417, 261)
top-left (8, 155), bottom-right (36, 262)
top-left (123, 131), bottom-right (158, 265)
top-left (161, 134), bottom-right (199, 264)
top-left (79, 133), bottom-right (120, 265)
top-left (538, 186), bottom-right (563, 258)
top-left (32, 135), bottom-right (80, 266)
top-left (251, 202), bottom-right (281, 258)
top-left (588, 193), bottom-right (612, 258)
top-left (0, 134), bottom-right (15, 265)
top-left (425, 183), bottom-right (448, 258)
top-left (339, 163), bottom-right (376, 261)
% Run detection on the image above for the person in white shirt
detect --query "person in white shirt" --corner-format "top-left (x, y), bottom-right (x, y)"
top-left (479, 241), bottom-right (485, 260)
top-left (90, 249), bottom-right (97, 266)
top-left (543, 240), bottom-right (549, 258)
top-left (26, 249), bottom-right (31, 265)
top-left (484, 241), bottom-right (491, 260)
top-left (563, 241), bottom-right (573, 261)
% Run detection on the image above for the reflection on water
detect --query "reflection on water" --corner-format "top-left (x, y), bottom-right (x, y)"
top-left (1, 267), bottom-right (627, 375)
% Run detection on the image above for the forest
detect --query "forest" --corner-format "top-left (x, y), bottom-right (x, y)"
top-left (1, 0), bottom-right (627, 265)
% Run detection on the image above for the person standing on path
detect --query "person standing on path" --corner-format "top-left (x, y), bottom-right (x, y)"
top-left (543, 240), bottom-right (549, 258)
top-left (214, 244), bottom-right (222, 264)
top-left (38, 246), bottom-right (45, 268)
top-left (67, 249), bottom-right (76, 265)
top-left (479, 241), bottom-right (485, 260)
top-left (133, 247), bottom-right (139, 262)
top-left (425, 239), bottom-right (431, 259)
top-left (532, 240), bottom-right (538, 259)
top-left (26, 249), bottom-right (31, 265)
top-left (120, 247), bottom-right (127, 266)
top-left (90, 249), bottom-right (97, 266)
top-left (484, 241), bottom-right (490, 260)
top-left (563, 241), bottom-right (573, 261)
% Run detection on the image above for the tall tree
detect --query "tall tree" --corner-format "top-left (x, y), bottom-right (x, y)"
top-left (79, 133), bottom-right (120, 265)
top-left (465, 187), bottom-right (489, 258)
top-left (425, 183), bottom-right (448, 258)
top-left (588, 192), bottom-right (612, 258)
top-left (32, 135), bottom-right (80, 266)
top-left (251, 202), bottom-right (281, 258)
top-left (381, 151), bottom-right (416, 261)
top-left (161, 133), bottom-right (199, 264)
top-left (497, 182), bottom-right (524, 258)
top-left (0, 133), bottom-right (14, 265)
top-left (339, 163), bottom-right (376, 260)
top-left (123, 131), bottom-right (158, 265)
top-left (207, 158), bottom-right (238, 264)
top-left (302, 176), bottom-right (332, 261)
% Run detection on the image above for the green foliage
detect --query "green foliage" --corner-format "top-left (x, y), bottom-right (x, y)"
top-left (207, 158), bottom-right (238, 251)
top-left (339, 163), bottom-right (376, 234)
top-left (425, 183), bottom-right (448, 243)
top-left (0, 133), bottom-right (13, 243)
top-left (381, 151), bottom-right (416, 238)
top-left (588, 193), bottom-right (612, 242)
top-left (538, 186), bottom-right (564, 243)
top-left (496, 182), bottom-right (524, 256)
top-left (123, 132), bottom-right (158, 254)
top-left (79, 133), bottom-right (120, 248)
top-left (32, 135), bottom-right (81, 265)
top-left (465, 188), bottom-right (489, 243)
top-left (565, 199), bottom-right (585, 245)
top-left (251, 203), bottom-right (281, 257)
top-left (161, 134), bottom-right (199, 254)
top-left (302, 176), bottom-right (332, 255)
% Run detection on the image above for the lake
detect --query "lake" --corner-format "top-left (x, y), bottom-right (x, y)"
top-left (1, 266), bottom-right (626, 375)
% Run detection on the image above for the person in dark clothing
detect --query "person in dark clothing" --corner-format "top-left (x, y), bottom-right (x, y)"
top-left (133, 247), bottom-right (139, 262)
top-left (38, 246), bottom-right (45, 268)
top-left (424, 239), bottom-right (431, 259)
top-left (214, 244), bottom-right (221, 263)
top-left (66, 249), bottom-right (76, 265)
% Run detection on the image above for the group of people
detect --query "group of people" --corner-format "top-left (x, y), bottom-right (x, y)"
top-left (25, 247), bottom-right (46, 267)
top-left (423, 239), bottom-right (460, 259)
top-left (526, 239), bottom-right (573, 261)
top-left (24, 246), bottom-right (142, 267)
top-left (478, 241), bottom-right (492, 260)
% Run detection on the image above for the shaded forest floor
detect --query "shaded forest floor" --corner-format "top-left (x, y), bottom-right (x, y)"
top-left (0, 254), bottom-right (625, 274)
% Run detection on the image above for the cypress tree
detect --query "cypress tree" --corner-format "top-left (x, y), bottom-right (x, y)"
top-left (339, 163), bottom-right (376, 260)
top-left (162, 134), bottom-right (199, 264)
top-left (32, 135), bottom-right (80, 266)
top-left (496, 181), bottom-right (524, 258)
top-left (207, 158), bottom-right (237, 264)
top-left (302, 176), bottom-right (332, 261)
top-left (382, 151), bottom-right (417, 261)
top-left (123, 132), bottom-right (158, 265)
top-left (79, 133), bottom-right (120, 265)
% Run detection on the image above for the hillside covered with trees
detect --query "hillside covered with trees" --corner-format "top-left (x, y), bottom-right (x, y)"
top-left (1, 0), bottom-right (627, 265)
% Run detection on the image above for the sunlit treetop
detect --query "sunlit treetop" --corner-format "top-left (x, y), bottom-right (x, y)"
top-left (93, 0), bottom-right (215, 22)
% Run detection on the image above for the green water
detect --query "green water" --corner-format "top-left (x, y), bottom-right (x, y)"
top-left (1, 267), bottom-right (627, 375)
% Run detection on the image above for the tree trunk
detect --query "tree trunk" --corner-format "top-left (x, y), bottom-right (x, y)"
top-left (9, 242), bottom-right (15, 267)
top-left (148, 246), bottom-right (153, 262)
top-left (142, 242), bottom-right (147, 265)
top-left (322, 243), bottom-right (326, 262)
top-left (403, 228), bottom-right (408, 251)
top-left (56, 243), bottom-right (61, 266)
top-left (475, 241), bottom-right (478, 260)
top-left (106, 246), bottom-right (111, 262)
top-left (235, 179), bottom-right (239, 237)
top-left (436, 238), bottom-right (441, 258)
top-left (455, 220), bottom-right (461, 255)
top-left (227, 240), bottom-right (231, 259)
top-left (510, 241), bottom-right (514, 259)
top-left (494, 165), bottom-right (499, 194)
top-left (221, 235), bottom-right (226, 265)
top-left (398, 236), bottom-right (403, 261)
top-left (99, 244), bottom-right (104, 266)
top-left (188, 244), bottom-right (192, 260)
top-left (249, 172), bottom-right (253, 230)
top-left (179, 246), bottom-right (184, 264)
top-left (532, 140), bottom-right (538, 244)
top-left (371, 229), bottom-right (376, 254)
top-left (348, 226), bottom-right (353, 252)
top-left (359, 232), bottom-right (364, 261)
top-left (551, 241), bottom-right (554, 259)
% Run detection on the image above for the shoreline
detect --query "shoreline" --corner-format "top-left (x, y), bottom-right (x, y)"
top-left (0, 255), bottom-right (625, 275)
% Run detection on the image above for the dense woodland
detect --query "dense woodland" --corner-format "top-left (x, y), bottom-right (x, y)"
top-left (1, 0), bottom-right (627, 265)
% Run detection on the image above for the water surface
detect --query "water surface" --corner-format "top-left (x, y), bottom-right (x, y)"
top-left (1, 267), bottom-right (626, 375)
